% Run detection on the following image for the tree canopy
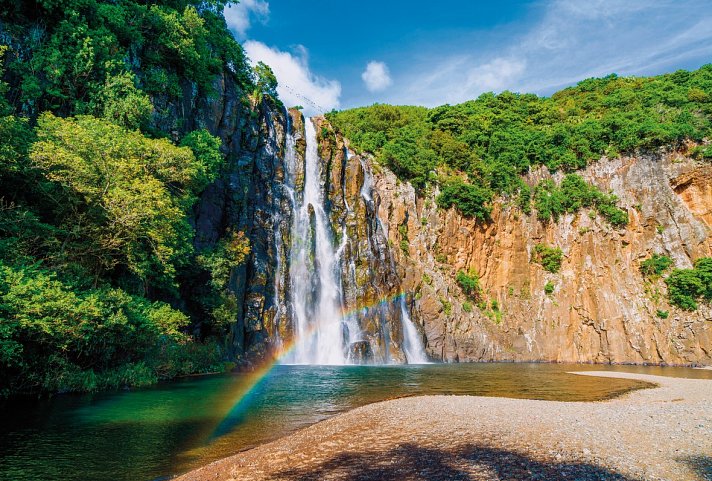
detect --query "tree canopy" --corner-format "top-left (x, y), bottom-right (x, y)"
top-left (328, 65), bottom-right (712, 223)
top-left (0, 0), bottom-right (255, 395)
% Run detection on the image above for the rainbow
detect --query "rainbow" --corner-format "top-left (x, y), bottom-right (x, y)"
top-left (208, 291), bottom-right (410, 439)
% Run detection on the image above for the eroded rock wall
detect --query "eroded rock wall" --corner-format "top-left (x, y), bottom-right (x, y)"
top-left (370, 145), bottom-right (712, 365)
top-left (185, 90), bottom-right (290, 360)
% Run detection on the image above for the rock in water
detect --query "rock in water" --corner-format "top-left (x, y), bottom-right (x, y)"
top-left (349, 341), bottom-right (374, 364)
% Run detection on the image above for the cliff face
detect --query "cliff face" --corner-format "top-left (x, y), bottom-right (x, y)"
top-left (370, 145), bottom-right (712, 365)
top-left (173, 97), bottom-right (712, 366)
top-left (159, 74), bottom-right (291, 360)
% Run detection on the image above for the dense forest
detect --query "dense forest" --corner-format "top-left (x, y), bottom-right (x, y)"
top-left (1, 0), bottom-right (711, 396)
top-left (327, 66), bottom-right (712, 223)
top-left (0, 0), bottom-right (267, 396)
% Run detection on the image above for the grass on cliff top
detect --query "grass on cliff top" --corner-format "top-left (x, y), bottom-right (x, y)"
top-left (327, 65), bottom-right (712, 224)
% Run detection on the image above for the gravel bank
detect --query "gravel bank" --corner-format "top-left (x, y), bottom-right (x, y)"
top-left (177, 372), bottom-right (711, 481)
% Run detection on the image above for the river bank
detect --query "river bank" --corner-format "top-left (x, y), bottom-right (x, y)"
top-left (176, 372), bottom-right (711, 481)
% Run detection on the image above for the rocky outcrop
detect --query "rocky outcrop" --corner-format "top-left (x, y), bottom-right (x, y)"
top-left (370, 145), bottom-right (712, 365)
top-left (189, 102), bottom-right (711, 366)
top-left (150, 67), bottom-right (293, 361)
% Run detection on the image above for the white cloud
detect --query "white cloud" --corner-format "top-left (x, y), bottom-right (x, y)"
top-left (243, 41), bottom-right (341, 115)
top-left (361, 61), bottom-right (393, 92)
top-left (224, 0), bottom-right (269, 38)
top-left (465, 58), bottom-right (526, 92)
top-left (395, 56), bottom-right (526, 106)
top-left (391, 0), bottom-right (712, 106)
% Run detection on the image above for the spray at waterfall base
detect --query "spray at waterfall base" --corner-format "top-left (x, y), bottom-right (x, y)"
top-left (210, 291), bottom-right (430, 440)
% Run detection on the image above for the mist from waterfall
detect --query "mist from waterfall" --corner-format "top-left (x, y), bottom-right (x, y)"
top-left (400, 298), bottom-right (429, 363)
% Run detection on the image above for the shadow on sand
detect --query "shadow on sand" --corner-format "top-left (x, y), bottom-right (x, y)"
top-left (274, 443), bottom-right (642, 481)
top-left (681, 455), bottom-right (711, 481)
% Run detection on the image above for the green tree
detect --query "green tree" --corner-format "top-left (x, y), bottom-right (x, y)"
top-left (29, 113), bottom-right (202, 285)
top-left (253, 61), bottom-right (278, 98)
top-left (100, 72), bottom-right (153, 130)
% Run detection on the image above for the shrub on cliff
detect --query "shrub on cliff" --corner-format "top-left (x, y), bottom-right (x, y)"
top-left (534, 174), bottom-right (628, 227)
top-left (664, 258), bottom-right (712, 310)
top-left (437, 179), bottom-right (492, 221)
top-left (533, 244), bottom-right (563, 273)
top-left (456, 270), bottom-right (480, 299)
top-left (640, 254), bottom-right (673, 277)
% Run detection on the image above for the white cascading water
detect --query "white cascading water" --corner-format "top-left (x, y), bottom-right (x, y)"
top-left (359, 158), bottom-right (373, 202)
top-left (287, 119), bottom-right (347, 364)
top-left (282, 122), bottom-right (427, 364)
top-left (400, 298), bottom-right (429, 363)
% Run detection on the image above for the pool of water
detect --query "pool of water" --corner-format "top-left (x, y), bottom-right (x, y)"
top-left (0, 362), bottom-right (709, 481)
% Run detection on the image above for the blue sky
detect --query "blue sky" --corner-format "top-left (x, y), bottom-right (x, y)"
top-left (224, 0), bottom-right (712, 115)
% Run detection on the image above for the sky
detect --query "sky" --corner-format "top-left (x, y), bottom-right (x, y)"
top-left (224, 0), bottom-right (712, 115)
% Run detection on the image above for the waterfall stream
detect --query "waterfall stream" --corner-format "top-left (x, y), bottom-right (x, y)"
top-left (400, 298), bottom-right (429, 363)
top-left (283, 117), bottom-right (427, 365)
top-left (287, 119), bottom-right (347, 364)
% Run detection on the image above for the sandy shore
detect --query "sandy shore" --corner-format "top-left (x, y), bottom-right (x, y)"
top-left (177, 372), bottom-right (711, 481)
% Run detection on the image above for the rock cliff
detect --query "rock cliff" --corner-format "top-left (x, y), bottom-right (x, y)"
top-left (184, 101), bottom-right (712, 366)
top-left (369, 141), bottom-right (712, 365)
top-left (160, 75), bottom-right (291, 360)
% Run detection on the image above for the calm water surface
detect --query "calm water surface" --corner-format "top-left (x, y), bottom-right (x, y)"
top-left (0, 363), bottom-right (709, 481)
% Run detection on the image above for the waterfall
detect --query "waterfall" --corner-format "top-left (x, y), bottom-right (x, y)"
top-left (281, 116), bottom-right (427, 365)
top-left (359, 158), bottom-right (373, 203)
top-left (287, 118), bottom-right (347, 365)
top-left (400, 298), bottom-right (429, 363)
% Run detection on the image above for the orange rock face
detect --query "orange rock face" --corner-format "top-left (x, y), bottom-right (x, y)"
top-left (370, 148), bottom-right (712, 365)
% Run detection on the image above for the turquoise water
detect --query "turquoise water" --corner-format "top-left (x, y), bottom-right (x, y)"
top-left (0, 363), bottom-right (709, 481)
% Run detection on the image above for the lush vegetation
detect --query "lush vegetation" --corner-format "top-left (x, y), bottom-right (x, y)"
top-left (534, 174), bottom-right (627, 226)
top-left (665, 258), bottom-right (712, 310)
top-left (456, 269), bottom-right (480, 299)
top-left (328, 65), bottom-right (712, 222)
top-left (640, 254), bottom-right (674, 277)
top-left (533, 244), bottom-right (564, 274)
top-left (0, 261), bottom-right (225, 395)
top-left (0, 0), bottom-right (252, 119)
top-left (0, 1), bottom-right (265, 395)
